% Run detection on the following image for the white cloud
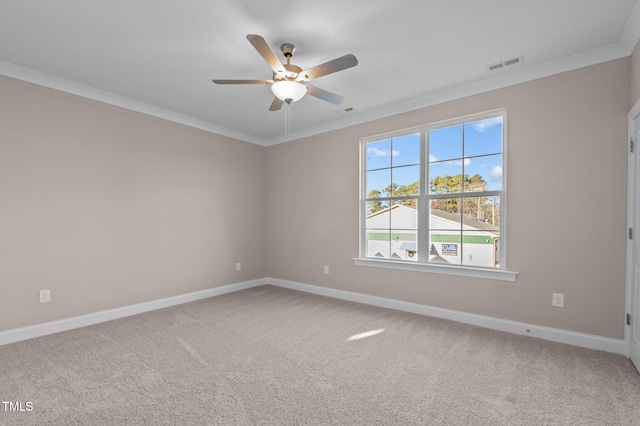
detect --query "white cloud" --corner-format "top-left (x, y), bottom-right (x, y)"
top-left (490, 166), bottom-right (502, 180)
top-left (368, 147), bottom-right (399, 157)
top-left (453, 158), bottom-right (472, 166)
top-left (473, 116), bottom-right (502, 133)
top-left (429, 154), bottom-right (438, 162)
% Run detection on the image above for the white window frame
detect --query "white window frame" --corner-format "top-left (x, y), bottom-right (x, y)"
top-left (355, 109), bottom-right (518, 282)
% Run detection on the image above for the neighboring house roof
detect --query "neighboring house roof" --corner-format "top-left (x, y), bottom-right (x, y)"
top-left (429, 208), bottom-right (499, 233)
top-left (399, 242), bottom-right (416, 251)
top-left (366, 204), bottom-right (418, 229)
top-left (366, 203), bottom-right (410, 219)
top-left (367, 204), bottom-right (499, 235)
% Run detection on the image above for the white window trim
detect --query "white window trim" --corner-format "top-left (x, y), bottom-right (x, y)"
top-left (356, 109), bottom-right (518, 281)
top-left (352, 258), bottom-right (518, 282)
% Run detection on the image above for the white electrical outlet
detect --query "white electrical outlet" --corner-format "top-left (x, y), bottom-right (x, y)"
top-left (236, 262), bottom-right (241, 271)
top-left (323, 266), bottom-right (329, 275)
top-left (552, 293), bottom-right (564, 307)
top-left (39, 289), bottom-right (51, 303)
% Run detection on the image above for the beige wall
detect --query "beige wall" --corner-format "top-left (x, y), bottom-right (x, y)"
top-left (0, 56), bottom-right (633, 340)
top-left (632, 39), bottom-right (640, 108)
top-left (266, 57), bottom-right (631, 340)
top-left (0, 75), bottom-right (267, 331)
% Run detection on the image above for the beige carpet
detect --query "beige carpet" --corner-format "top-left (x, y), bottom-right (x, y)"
top-left (1, 285), bottom-right (639, 425)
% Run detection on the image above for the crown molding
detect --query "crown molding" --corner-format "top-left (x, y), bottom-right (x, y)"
top-left (621, 0), bottom-right (640, 53)
top-left (0, 60), bottom-right (264, 145)
top-left (264, 41), bottom-right (635, 146)
top-left (2, 29), bottom-right (638, 148)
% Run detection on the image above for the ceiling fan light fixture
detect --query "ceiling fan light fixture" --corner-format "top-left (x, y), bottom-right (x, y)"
top-left (271, 81), bottom-right (307, 103)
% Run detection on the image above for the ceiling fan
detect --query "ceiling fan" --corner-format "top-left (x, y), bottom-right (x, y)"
top-left (213, 34), bottom-right (358, 111)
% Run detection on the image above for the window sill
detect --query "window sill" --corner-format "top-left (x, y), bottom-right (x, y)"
top-left (352, 258), bottom-right (518, 282)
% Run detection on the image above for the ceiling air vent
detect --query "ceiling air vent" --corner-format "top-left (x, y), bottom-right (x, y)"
top-left (487, 55), bottom-right (523, 72)
top-left (335, 107), bottom-right (355, 115)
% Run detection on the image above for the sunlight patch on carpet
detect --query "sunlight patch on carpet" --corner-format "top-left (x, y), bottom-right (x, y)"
top-left (346, 328), bottom-right (385, 341)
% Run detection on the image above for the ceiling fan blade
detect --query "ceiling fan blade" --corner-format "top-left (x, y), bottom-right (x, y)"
top-left (297, 54), bottom-right (358, 81)
top-left (212, 79), bottom-right (273, 84)
top-left (247, 34), bottom-right (286, 76)
top-left (305, 85), bottom-right (345, 105)
top-left (269, 97), bottom-right (284, 111)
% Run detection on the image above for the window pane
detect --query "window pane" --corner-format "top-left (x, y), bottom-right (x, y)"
top-left (429, 124), bottom-right (462, 162)
top-left (462, 196), bottom-right (500, 228)
top-left (464, 116), bottom-right (502, 157)
top-left (463, 154), bottom-right (502, 192)
top-left (391, 200), bottom-right (417, 229)
top-left (429, 161), bottom-right (463, 194)
top-left (366, 139), bottom-right (392, 170)
top-left (366, 230), bottom-right (390, 258)
top-left (392, 165), bottom-right (420, 196)
top-left (390, 200), bottom-right (418, 261)
top-left (392, 133), bottom-right (420, 167)
top-left (366, 169), bottom-right (391, 198)
top-left (366, 200), bottom-right (390, 218)
top-left (366, 200), bottom-right (390, 258)
top-left (429, 198), bottom-right (461, 264)
top-left (461, 231), bottom-right (499, 267)
top-left (430, 197), bottom-right (462, 219)
top-left (461, 195), bottom-right (499, 268)
top-left (429, 231), bottom-right (461, 265)
top-left (392, 229), bottom-right (417, 261)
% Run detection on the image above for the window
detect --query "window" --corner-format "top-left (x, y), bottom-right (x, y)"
top-left (358, 110), bottom-right (516, 281)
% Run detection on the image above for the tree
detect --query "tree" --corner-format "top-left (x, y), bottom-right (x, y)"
top-left (430, 173), bottom-right (486, 194)
top-left (429, 174), bottom-right (498, 226)
top-left (366, 189), bottom-right (385, 214)
top-left (367, 179), bottom-right (420, 215)
top-left (366, 175), bottom-right (500, 225)
top-left (385, 181), bottom-right (418, 208)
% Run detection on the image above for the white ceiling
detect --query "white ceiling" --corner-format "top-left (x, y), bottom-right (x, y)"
top-left (0, 0), bottom-right (639, 146)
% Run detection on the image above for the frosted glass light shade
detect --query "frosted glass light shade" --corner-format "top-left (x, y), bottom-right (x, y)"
top-left (271, 81), bottom-right (307, 103)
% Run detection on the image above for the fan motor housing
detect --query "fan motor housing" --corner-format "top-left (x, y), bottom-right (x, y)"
top-left (275, 63), bottom-right (302, 81)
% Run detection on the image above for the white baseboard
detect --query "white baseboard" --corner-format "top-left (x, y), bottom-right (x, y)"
top-left (266, 277), bottom-right (627, 355)
top-left (1, 276), bottom-right (626, 356)
top-left (0, 278), bottom-right (267, 346)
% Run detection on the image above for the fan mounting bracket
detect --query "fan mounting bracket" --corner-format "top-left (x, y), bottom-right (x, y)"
top-left (280, 43), bottom-right (295, 58)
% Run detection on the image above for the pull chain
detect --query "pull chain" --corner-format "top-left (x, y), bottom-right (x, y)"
top-left (284, 100), bottom-right (292, 141)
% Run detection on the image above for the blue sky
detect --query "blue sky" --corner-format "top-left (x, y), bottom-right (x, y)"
top-left (366, 116), bottom-right (503, 196)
